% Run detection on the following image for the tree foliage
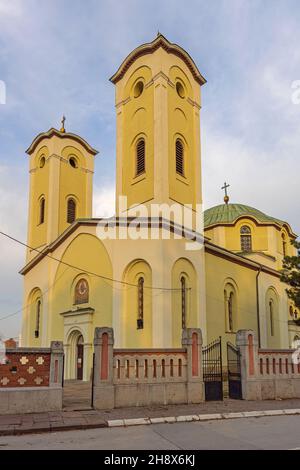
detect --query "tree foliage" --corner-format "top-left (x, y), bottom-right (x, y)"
top-left (281, 241), bottom-right (300, 309)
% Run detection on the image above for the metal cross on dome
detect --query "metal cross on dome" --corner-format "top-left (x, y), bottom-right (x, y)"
top-left (222, 182), bottom-right (230, 204)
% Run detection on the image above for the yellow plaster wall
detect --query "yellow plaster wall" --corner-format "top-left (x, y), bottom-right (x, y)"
top-left (265, 287), bottom-right (281, 349)
top-left (59, 146), bottom-right (89, 234)
top-left (168, 66), bottom-right (199, 208)
top-left (171, 258), bottom-right (198, 347)
top-left (25, 288), bottom-right (43, 347)
top-left (204, 252), bottom-right (258, 353)
top-left (28, 146), bottom-right (49, 249)
top-left (121, 66), bottom-right (154, 208)
top-left (121, 259), bottom-right (152, 348)
top-left (50, 233), bottom-right (113, 342)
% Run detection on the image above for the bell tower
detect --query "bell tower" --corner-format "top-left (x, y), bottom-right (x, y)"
top-left (110, 34), bottom-right (206, 215)
top-left (25, 121), bottom-right (98, 261)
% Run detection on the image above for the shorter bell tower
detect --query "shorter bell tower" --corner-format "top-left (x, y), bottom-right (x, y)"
top-left (25, 120), bottom-right (98, 261)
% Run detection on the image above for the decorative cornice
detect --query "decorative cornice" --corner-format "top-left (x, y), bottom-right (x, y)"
top-left (205, 215), bottom-right (297, 239)
top-left (26, 128), bottom-right (99, 156)
top-left (110, 34), bottom-right (206, 86)
top-left (20, 216), bottom-right (283, 279)
top-left (60, 307), bottom-right (95, 317)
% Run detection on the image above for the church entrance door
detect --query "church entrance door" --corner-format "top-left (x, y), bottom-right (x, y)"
top-left (76, 335), bottom-right (84, 380)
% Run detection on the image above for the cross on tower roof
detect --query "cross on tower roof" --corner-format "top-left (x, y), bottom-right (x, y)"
top-left (221, 182), bottom-right (230, 205)
top-left (60, 115), bottom-right (66, 133)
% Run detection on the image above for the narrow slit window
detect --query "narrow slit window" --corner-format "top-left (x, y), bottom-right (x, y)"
top-left (282, 233), bottom-right (287, 257)
top-left (269, 300), bottom-right (274, 337)
top-left (181, 276), bottom-right (186, 329)
top-left (67, 198), bottom-right (76, 224)
top-left (137, 277), bottom-right (144, 329)
top-left (39, 198), bottom-right (45, 225)
top-left (35, 299), bottom-right (41, 338)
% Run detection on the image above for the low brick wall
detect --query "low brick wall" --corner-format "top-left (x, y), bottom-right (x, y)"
top-left (0, 349), bottom-right (51, 388)
top-left (92, 328), bottom-right (204, 409)
top-left (237, 330), bottom-right (300, 400)
top-left (0, 341), bottom-right (64, 414)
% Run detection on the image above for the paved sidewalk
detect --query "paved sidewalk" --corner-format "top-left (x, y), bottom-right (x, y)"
top-left (1, 399), bottom-right (300, 436)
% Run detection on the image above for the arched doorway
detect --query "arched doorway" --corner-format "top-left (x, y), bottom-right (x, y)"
top-left (65, 329), bottom-right (85, 380)
top-left (63, 330), bottom-right (93, 410)
top-left (76, 335), bottom-right (84, 380)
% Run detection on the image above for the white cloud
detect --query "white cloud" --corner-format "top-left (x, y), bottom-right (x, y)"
top-left (0, 0), bottom-right (22, 17)
top-left (93, 185), bottom-right (115, 218)
top-left (0, 164), bottom-right (27, 338)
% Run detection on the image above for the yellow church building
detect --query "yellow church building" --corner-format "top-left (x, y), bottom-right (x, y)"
top-left (20, 34), bottom-right (299, 381)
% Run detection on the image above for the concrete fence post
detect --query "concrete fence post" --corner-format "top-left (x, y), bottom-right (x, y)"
top-left (93, 327), bottom-right (114, 409)
top-left (49, 341), bottom-right (64, 388)
top-left (236, 329), bottom-right (262, 400)
top-left (182, 328), bottom-right (204, 403)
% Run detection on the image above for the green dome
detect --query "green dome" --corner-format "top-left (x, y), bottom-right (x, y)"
top-left (204, 203), bottom-right (288, 229)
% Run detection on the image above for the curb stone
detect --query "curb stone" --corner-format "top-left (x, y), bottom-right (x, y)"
top-left (106, 409), bottom-right (300, 427)
top-left (1, 408), bottom-right (300, 436)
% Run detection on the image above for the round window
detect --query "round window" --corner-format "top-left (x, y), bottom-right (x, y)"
top-left (134, 81), bottom-right (144, 98)
top-left (69, 156), bottom-right (78, 168)
top-left (39, 156), bottom-right (46, 168)
top-left (176, 81), bottom-right (185, 99)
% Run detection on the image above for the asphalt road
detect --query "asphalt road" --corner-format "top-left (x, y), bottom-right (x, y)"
top-left (1, 415), bottom-right (300, 450)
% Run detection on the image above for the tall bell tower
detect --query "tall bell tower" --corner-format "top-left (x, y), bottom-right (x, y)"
top-left (110, 34), bottom-right (206, 215)
top-left (25, 121), bottom-right (98, 261)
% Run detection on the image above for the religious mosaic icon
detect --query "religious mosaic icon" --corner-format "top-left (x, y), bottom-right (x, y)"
top-left (74, 279), bottom-right (89, 305)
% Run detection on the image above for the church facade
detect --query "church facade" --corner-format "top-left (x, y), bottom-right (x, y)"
top-left (20, 35), bottom-right (299, 381)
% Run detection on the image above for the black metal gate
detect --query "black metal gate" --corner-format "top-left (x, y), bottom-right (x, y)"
top-left (202, 337), bottom-right (223, 401)
top-left (227, 342), bottom-right (242, 399)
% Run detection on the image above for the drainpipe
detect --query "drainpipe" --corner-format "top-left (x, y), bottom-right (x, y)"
top-left (256, 266), bottom-right (262, 348)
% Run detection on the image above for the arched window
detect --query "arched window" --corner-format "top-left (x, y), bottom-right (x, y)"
top-left (176, 139), bottom-right (184, 176)
top-left (240, 225), bottom-right (252, 252)
top-left (282, 233), bottom-right (287, 257)
top-left (269, 300), bottom-right (274, 337)
top-left (39, 197), bottom-right (45, 225)
top-left (74, 278), bottom-right (89, 305)
top-left (137, 277), bottom-right (144, 329)
top-left (35, 299), bottom-right (41, 338)
top-left (136, 139), bottom-right (145, 176)
top-left (67, 198), bottom-right (76, 224)
top-left (181, 276), bottom-right (187, 329)
top-left (224, 284), bottom-right (237, 332)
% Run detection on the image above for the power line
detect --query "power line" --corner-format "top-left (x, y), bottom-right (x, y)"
top-left (0, 230), bottom-right (188, 292)
top-left (0, 267), bottom-right (70, 323)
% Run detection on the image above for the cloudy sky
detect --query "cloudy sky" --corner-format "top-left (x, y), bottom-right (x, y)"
top-left (0, 0), bottom-right (299, 338)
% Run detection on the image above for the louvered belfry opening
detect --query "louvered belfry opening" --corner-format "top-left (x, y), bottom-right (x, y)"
top-left (136, 138), bottom-right (145, 176)
top-left (67, 198), bottom-right (76, 224)
top-left (176, 139), bottom-right (184, 175)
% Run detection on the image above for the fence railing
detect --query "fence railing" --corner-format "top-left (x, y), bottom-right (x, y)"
top-left (258, 349), bottom-right (300, 376)
top-left (113, 349), bottom-right (187, 383)
top-left (236, 330), bottom-right (300, 400)
top-left (93, 327), bottom-right (204, 409)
